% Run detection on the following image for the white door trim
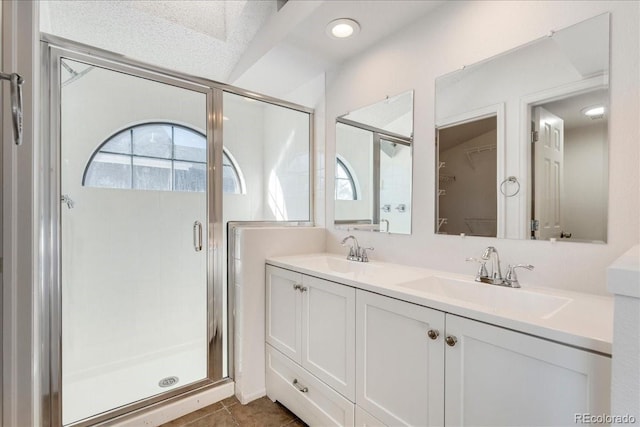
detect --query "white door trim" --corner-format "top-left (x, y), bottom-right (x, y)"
top-left (1, 1), bottom-right (41, 426)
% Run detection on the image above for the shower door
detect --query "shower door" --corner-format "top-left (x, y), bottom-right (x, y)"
top-left (54, 51), bottom-right (220, 426)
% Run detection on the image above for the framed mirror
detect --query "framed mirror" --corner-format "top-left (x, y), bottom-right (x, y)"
top-left (435, 13), bottom-right (609, 243)
top-left (335, 90), bottom-right (413, 234)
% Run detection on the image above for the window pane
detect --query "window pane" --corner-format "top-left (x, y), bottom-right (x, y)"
top-left (174, 161), bottom-right (206, 192)
top-left (132, 124), bottom-right (172, 158)
top-left (336, 160), bottom-right (356, 200)
top-left (101, 130), bottom-right (131, 154)
top-left (174, 127), bottom-right (206, 162)
top-left (133, 157), bottom-right (171, 191)
top-left (222, 164), bottom-right (240, 193)
top-left (336, 178), bottom-right (355, 201)
top-left (84, 153), bottom-right (131, 189)
top-left (336, 162), bottom-right (349, 179)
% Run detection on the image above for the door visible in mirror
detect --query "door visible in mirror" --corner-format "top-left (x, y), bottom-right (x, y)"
top-left (530, 89), bottom-right (608, 242)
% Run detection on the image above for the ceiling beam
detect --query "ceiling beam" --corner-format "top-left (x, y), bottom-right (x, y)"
top-left (227, 0), bottom-right (325, 83)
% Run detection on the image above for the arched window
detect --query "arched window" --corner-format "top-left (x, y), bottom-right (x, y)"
top-left (83, 123), bottom-right (244, 194)
top-left (335, 157), bottom-right (358, 200)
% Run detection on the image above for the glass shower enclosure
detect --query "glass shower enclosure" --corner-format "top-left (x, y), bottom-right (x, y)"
top-left (43, 41), bottom-right (224, 427)
top-left (42, 37), bottom-right (314, 427)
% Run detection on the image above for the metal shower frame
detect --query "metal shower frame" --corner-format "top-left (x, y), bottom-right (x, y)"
top-left (40, 34), bottom-right (315, 427)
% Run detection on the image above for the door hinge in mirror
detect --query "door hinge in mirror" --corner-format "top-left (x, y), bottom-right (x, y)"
top-left (531, 130), bottom-right (539, 143)
top-left (531, 219), bottom-right (539, 231)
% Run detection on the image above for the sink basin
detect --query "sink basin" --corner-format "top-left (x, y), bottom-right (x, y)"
top-left (284, 255), bottom-right (428, 285)
top-left (398, 276), bottom-right (572, 319)
top-left (288, 255), bottom-right (380, 275)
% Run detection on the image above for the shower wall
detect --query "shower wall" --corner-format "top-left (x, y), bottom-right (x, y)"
top-left (223, 92), bottom-right (311, 224)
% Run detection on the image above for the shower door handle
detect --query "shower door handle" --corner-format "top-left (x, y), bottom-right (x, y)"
top-left (193, 221), bottom-right (203, 252)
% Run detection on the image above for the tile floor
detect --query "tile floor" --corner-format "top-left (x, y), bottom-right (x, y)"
top-left (161, 396), bottom-right (307, 427)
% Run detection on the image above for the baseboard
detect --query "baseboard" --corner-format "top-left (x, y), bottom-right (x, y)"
top-left (114, 382), bottom-right (235, 426)
top-left (237, 388), bottom-right (266, 405)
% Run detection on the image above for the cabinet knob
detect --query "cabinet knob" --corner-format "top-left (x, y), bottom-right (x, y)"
top-left (292, 378), bottom-right (308, 393)
top-left (445, 335), bottom-right (458, 347)
top-left (299, 286), bottom-right (307, 292)
top-left (427, 329), bottom-right (439, 340)
top-left (293, 283), bottom-right (301, 291)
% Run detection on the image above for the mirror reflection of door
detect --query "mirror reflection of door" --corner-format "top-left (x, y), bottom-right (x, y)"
top-left (530, 88), bottom-right (608, 242)
top-left (436, 116), bottom-right (497, 237)
top-left (533, 106), bottom-right (564, 240)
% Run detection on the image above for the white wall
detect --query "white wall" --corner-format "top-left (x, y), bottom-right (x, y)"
top-left (325, 1), bottom-right (640, 296)
top-left (563, 122), bottom-right (608, 242)
top-left (607, 246), bottom-right (640, 424)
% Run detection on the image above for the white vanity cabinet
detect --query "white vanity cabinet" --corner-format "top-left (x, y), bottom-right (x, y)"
top-left (355, 290), bottom-right (445, 427)
top-left (444, 314), bottom-right (611, 427)
top-left (266, 265), bottom-right (356, 425)
top-left (265, 256), bottom-right (611, 427)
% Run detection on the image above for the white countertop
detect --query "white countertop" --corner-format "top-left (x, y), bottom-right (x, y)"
top-left (267, 253), bottom-right (613, 355)
top-left (607, 245), bottom-right (640, 298)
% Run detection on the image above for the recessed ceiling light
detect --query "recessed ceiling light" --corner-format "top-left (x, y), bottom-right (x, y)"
top-left (581, 105), bottom-right (605, 118)
top-left (327, 18), bottom-right (360, 39)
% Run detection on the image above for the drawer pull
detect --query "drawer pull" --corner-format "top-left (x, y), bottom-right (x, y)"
top-left (299, 286), bottom-right (308, 292)
top-left (427, 329), bottom-right (439, 340)
top-left (293, 284), bottom-right (302, 291)
top-left (292, 378), bottom-right (308, 393)
top-left (445, 335), bottom-right (458, 347)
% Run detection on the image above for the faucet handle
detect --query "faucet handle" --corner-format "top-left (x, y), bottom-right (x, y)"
top-left (466, 257), bottom-right (489, 281)
top-left (360, 247), bottom-right (374, 262)
top-left (505, 264), bottom-right (534, 288)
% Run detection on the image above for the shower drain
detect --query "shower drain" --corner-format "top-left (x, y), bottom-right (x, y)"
top-left (158, 376), bottom-right (179, 388)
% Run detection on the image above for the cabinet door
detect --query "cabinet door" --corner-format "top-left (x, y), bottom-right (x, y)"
top-left (356, 290), bottom-right (445, 426)
top-left (355, 405), bottom-right (386, 427)
top-left (266, 265), bottom-right (302, 363)
top-left (302, 275), bottom-right (356, 401)
top-left (445, 314), bottom-right (611, 427)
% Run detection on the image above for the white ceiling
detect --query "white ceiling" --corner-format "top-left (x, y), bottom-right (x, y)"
top-left (233, 0), bottom-right (444, 99)
top-left (40, 0), bottom-right (277, 82)
top-left (539, 89), bottom-right (608, 130)
top-left (40, 0), bottom-right (445, 101)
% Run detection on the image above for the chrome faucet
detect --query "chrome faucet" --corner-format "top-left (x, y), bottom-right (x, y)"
top-left (341, 235), bottom-right (360, 261)
top-left (467, 247), bottom-right (534, 288)
top-left (482, 246), bottom-right (503, 284)
top-left (341, 235), bottom-right (373, 262)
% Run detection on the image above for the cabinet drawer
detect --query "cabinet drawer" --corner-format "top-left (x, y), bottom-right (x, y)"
top-left (266, 344), bottom-right (355, 427)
